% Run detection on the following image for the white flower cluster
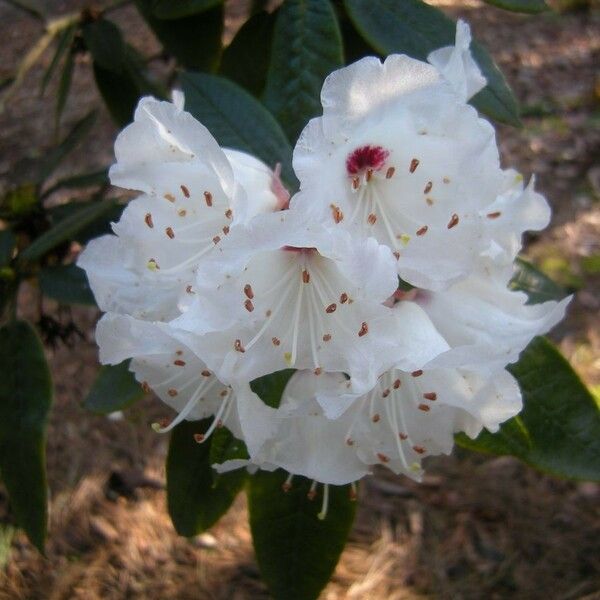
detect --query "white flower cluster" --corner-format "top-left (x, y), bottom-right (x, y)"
top-left (79, 22), bottom-right (569, 488)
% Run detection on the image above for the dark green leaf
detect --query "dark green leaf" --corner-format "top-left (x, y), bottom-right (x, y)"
top-left (40, 24), bottom-right (75, 95)
top-left (0, 231), bottom-right (16, 267)
top-left (3, 184), bottom-right (37, 217)
top-left (250, 369), bottom-right (296, 409)
top-left (136, 1), bottom-right (224, 71)
top-left (84, 360), bottom-right (144, 414)
top-left (263, 0), bottom-right (343, 141)
top-left (39, 264), bottom-right (96, 306)
top-left (344, 0), bottom-right (521, 126)
top-left (82, 19), bottom-right (127, 73)
top-left (150, 0), bottom-right (222, 19)
top-left (39, 112), bottom-right (97, 183)
top-left (181, 72), bottom-right (296, 188)
top-left (209, 427), bottom-right (249, 465)
top-left (21, 198), bottom-right (118, 262)
top-left (456, 337), bottom-right (600, 481)
top-left (0, 320), bottom-right (52, 551)
top-left (220, 10), bottom-right (276, 96)
top-left (482, 0), bottom-right (549, 13)
top-left (55, 47), bottom-right (74, 125)
top-left (510, 258), bottom-right (568, 304)
top-left (248, 470), bottom-right (356, 600)
top-left (167, 420), bottom-right (245, 536)
top-left (92, 62), bottom-right (142, 126)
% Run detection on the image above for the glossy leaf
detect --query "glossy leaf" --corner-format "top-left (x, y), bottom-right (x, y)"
top-left (456, 337), bottom-right (600, 481)
top-left (344, 0), bottom-right (521, 126)
top-left (21, 198), bottom-right (119, 261)
top-left (248, 470), bottom-right (356, 600)
top-left (0, 320), bottom-right (52, 551)
top-left (181, 72), bottom-right (296, 187)
top-left (482, 0), bottom-right (549, 13)
top-left (136, 1), bottom-right (224, 71)
top-left (250, 369), bottom-right (296, 409)
top-left (167, 420), bottom-right (246, 537)
top-left (39, 264), bottom-right (96, 306)
top-left (510, 258), bottom-right (568, 304)
top-left (149, 0), bottom-right (222, 19)
top-left (220, 10), bottom-right (276, 96)
top-left (263, 0), bottom-right (343, 141)
top-left (84, 360), bottom-right (144, 415)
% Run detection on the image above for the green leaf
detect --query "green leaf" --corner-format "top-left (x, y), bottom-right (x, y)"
top-left (456, 337), bottom-right (600, 482)
top-left (136, 1), bottom-right (224, 71)
top-left (2, 184), bottom-right (37, 217)
top-left (0, 231), bottom-right (16, 267)
top-left (21, 198), bottom-right (118, 262)
top-left (40, 23), bottom-right (75, 95)
top-left (263, 0), bottom-right (343, 141)
top-left (149, 0), bottom-right (222, 19)
top-left (482, 0), bottom-right (549, 13)
top-left (84, 360), bottom-right (144, 414)
top-left (344, 0), bottom-right (521, 126)
top-left (248, 470), bottom-right (356, 600)
top-left (39, 111), bottom-right (97, 183)
top-left (250, 369), bottom-right (296, 409)
top-left (0, 320), bottom-right (52, 551)
top-left (167, 420), bottom-right (246, 536)
top-left (55, 46), bottom-right (74, 125)
top-left (0, 523), bottom-right (15, 568)
top-left (220, 9), bottom-right (276, 96)
top-left (39, 264), bottom-right (96, 306)
top-left (510, 258), bottom-right (568, 304)
top-left (82, 18), bottom-right (127, 72)
top-left (181, 72), bottom-right (296, 188)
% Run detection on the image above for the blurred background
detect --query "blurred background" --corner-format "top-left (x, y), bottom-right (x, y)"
top-left (0, 0), bottom-right (598, 598)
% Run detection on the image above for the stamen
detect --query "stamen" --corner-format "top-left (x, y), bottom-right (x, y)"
top-left (386, 166), bottom-right (395, 179)
top-left (201, 370), bottom-right (211, 377)
top-left (173, 359), bottom-right (186, 367)
top-left (393, 379), bottom-right (401, 389)
top-left (234, 339), bottom-right (245, 353)
top-left (372, 413), bottom-right (380, 423)
top-left (411, 370), bottom-right (423, 377)
top-left (222, 225), bottom-right (230, 235)
top-left (349, 483), bottom-right (358, 501)
top-left (339, 293), bottom-right (348, 304)
top-left (168, 389), bottom-right (178, 397)
top-left (330, 204), bottom-right (344, 224)
top-left (212, 235), bottom-right (221, 244)
top-left (244, 299), bottom-right (254, 312)
top-left (204, 191), bottom-right (213, 207)
top-left (244, 284), bottom-right (254, 299)
top-left (358, 322), bottom-right (369, 337)
top-left (447, 213), bottom-right (459, 229)
top-left (413, 446), bottom-right (426, 454)
top-left (165, 227), bottom-right (175, 239)
top-left (144, 213), bottom-right (154, 228)
top-left (272, 337), bottom-right (281, 346)
top-left (282, 474), bottom-right (293, 492)
top-left (194, 433), bottom-right (205, 443)
top-left (141, 381), bottom-right (151, 393)
top-left (424, 181), bottom-right (433, 194)
top-left (367, 213), bottom-right (377, 225)
top-left (178, 209), bottom-right (187, 217)
top-left (487, 211), bottom-right (501, 219)
top-left (225, 208), bottom-right (233, 219)
top-left (409, 158), bottom-right (420, 173)
top-left (423, 392), bottom-right (437, 401)
top-left (180, 184), bottom-right (190, 198)
top-left (307, 480), bottom-right (318, 501)
top-left (416, 225), bottom-right (428, 236)
top-left (418, 403), bottom-right (430, 412)
top-left (325, 303), bottom-right (337, 313)
top-left (322, 334), bottom-right (331, 342)
top-left (164, 193), bottom-right (176, 203)
top-left (302, 269), bottom-right (310, 284)
top-left (317, 484), bottom-right (330, 520)
top-left (377, 452), bottom-right (390, 463)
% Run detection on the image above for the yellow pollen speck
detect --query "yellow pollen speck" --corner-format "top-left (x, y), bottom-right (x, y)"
top-left (400, 234), bottom-right (411, 247)
top-left (284, 352), bottom-right (293, 366)
top-left (147, 259), bottom-right (159, 271)
top-left (410, 463), bottom-right (421, 472)
top-left (515, 174), bottom-right (523, 182)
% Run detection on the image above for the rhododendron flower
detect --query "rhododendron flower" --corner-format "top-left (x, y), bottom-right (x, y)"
top-left (78, 97), bottom-right (281, 322)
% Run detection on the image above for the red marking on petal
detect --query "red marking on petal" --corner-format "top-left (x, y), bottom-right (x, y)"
top-left (346, 145), bottom-right (389, 175)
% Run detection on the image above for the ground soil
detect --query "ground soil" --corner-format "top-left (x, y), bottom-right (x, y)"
top-left (0, 0), bottom-right (598, 598)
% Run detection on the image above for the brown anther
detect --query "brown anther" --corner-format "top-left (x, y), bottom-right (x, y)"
top-left (204, 191), bottom-right (213, 207)
top-left (340, 292), bottom-right (348, 304)
top-left (358, 322), bottom-right (368, 337)
top-left (447, 213), bottom-right (459, 229)
top-left (487, 211), bottom-right (501, 219)
top-left (423, 392), bottom-right (437, 401)
top-left (282, 482), bottom-right (292, 493)
top-left (372, 413), bottom-right (380, 423)
top-left (411, 370), bottom-right (423, 377)
top-left (416, 225), bottom-right (428, 236)
top-left (243, 284), bottom-right (254, 299)
top-left (393, 251), bottom-right (400, 260)
top-left (307, 490), bottom-right (317, 501)
top-left (366, 168), bottom-right (373, 182)
top-left (234, 339), bottom-right (245, 353)
top-left (424, 181), bottom-right (433, 194)
top-left (377, 453), bottom-right (390, 463)
top-left (168, 388), bottom-right (178, 397)
top-left (382, 388), bottom-right (390, 398)
top-left (165, 227), bottom-right (175, 239)
top-left (266, 309), bottom-right (272, 317)
top-left (176, 350), bottom-right (183, 355)
top-left (352, 176), bottom-right (360, 190)
top-left (222, 225), bottom-right (230, 235)
top-left (399, 433), bottom-right (408, 440)
top-left (426, 197), bottom-right (434, 206)
top-left (178, 209), bottom-right (187, 217)
top-left (194, 433), bottom-right (205, 443)
top-left (219, 390), bottom-right (228, 397)
top-left (144, 213), bottom-right (154, 228)
top-left (201, 370), bottom-right (211, 377)
top-left (216, 420), bottom-right (224, 428)
top-left (409, 158), bottom-right (420, 173)
top-left (367, 213), bottom-right (377, 225)
top-left (413, 446), bottom-right (426, 454)
top-left (244, 299), bottom-right (254, 312)
top-left (158, 418), bottom-right (170, 428)
top-left (148, 258), bottom-right (159, 270)
top-left (272, 337), bottom-right (281, 346)
top-left (174, 359), bottom-right (186, 367)
top-left (349, 487), bottom-right (357, 501)
top-left (180, 184), bottom-right (190, 198)
top-left (330, 204), bottom-right (344, 224)
top-left (322, 334), bottom-right (331, 342)
top-left (213, 235), bottom-right (221, 244)
top-left (314, 367), bottom-right (322, 376)
top-left (393, 379), bottom-right (401, 389)
top-left (326, 303), bottom-right (337, 314)
top-left (225, 208), bottom-right (233, 219)
top-left (346, 438), bottom-right (354, 446)
top-left (418, 403), bottom-right (431, 412)
top-left (141, 381), bottom-right (151, 393)
top-left (164, 193), bottom-right (176, 202)
top-left (386, 166), bottom-right (395, 179)
top-left (302, 270), bottom-right (310, 284)
top-left (186, 285), bottom-right (195, 294)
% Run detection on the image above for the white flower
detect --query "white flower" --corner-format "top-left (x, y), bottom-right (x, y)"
top-left (221, 364), bottom-right (521, 486)
top-left (95, 313), bottom-right (242, 439)
top-left (291, 21), bottom-right (549, 291)
top-left (170, 208), bottom-right (449, 393)
top-left (78, 97), bottom-right (281, 322)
